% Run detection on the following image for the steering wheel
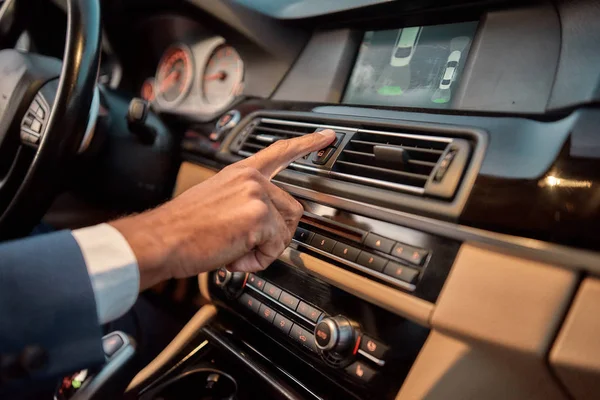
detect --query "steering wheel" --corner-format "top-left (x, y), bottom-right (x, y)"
top-left (0, 0), bottom-right (100, 239)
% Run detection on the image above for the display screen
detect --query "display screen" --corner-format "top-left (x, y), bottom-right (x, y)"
top-left (342, 22), bottom-right (478, 108)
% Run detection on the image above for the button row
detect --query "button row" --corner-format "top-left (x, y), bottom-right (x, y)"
top-left (295, 228), bottom-right (423, 286)
top-left (247, 273), bottom-right (323, 322)
top-left (239, 293), bottom-right (317, 353)
top-left (365, 233), bottom-right (429, 266)
top-left (20, 94), bottom-right (49, 146)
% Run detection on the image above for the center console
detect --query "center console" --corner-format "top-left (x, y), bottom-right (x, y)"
top-left (202, 199), bottom-right (461, 399)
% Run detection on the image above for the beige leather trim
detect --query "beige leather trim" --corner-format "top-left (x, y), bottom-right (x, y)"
top-left (172, 161), bottom-right (217, 197)
top-left (397, 331), bottom-right (568, 400)
top-left (396, 243), bottom-right (578, 399)
top-left (432, 243), bottom-right (578, 353)
top-left (198, 272), bottom-right (211, 303)
top-left (126, 304), bottom-right (217, 392)
top-left (550, 277), bottom-right (600, 400)
top-left (278, 247), bottom-right (434, 326)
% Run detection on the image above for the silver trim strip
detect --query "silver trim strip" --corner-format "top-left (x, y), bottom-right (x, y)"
top-left (329, 171), bottom-right (426, 194)
top-left (291, 239), bottom-right (417, 292)
top-left (260, 117), bottom-right (358, 133)
top-left (358, 128), bottom-right (453, 143)
top-left (357, 349), bottom-right (386, 367)
top-left (275, 181), bottom-right (600, 274)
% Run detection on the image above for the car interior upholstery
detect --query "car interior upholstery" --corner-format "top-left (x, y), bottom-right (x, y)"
top-left (4, 0), bottom-right (600, 399)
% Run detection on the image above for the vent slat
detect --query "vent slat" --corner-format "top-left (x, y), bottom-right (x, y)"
top-left (350, 140), bottom-right (445, 155)
top-left (335, 161), bottom-right (430, 181)
top-left (231, 117), bottom-right (466, 196)
top-left (254, 126), bottom-right (311, 137)
top-left (342, 150), bottom-right (437, 168)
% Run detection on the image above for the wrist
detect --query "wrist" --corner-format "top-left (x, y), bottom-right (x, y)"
top-left (110, 211), bottom-right (173, 290)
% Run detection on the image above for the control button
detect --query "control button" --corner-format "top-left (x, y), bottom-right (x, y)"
top-left (273, 313), bottom-right (293, 335)
top-left (297, 301), bottom-right (322, 322)
top-left (332, 242), bottom-right (360, 262)
top-left (35, 107), bottom-right (45, 120)
top-left (290, 324), bottom-right (317, 352)
top-left (314, 316), bottom-right (356, 353)
top-left (239, 293), bottom-right (261, 314)
top-left (434, 148), bottom-right (457, 181)
top-left (332, 132), bottom-right (345, 147)
top-left (263, 282), bottom-right (282, 300)
top-left (315, 320), bottom-right (333, 349)
top-left (31, 101), bottom-right (40, 113)
top-left (215, 267), bottom-right (231, 287)
top-left (356, 251), bottom-right (387, 272)
top-left (364, 233), bottom-right (395, 254)
top-left (408, 248), bottom-right (429, 266)
top-left (259, 304), bottom-right (276, 323)
top-left (102, 334), bottom-right (124, 357)
top-left (345, 361), bottom-right (377, 383)
top-left (247, 274), bottom-right (266, 291)
top-left (30, 119), bottom-right (42, 133)
top-left (294, 227), bottom-right (314, 243)
top-left (392, 243), bottom-right (429, 266)
top-left (279, 291), bottom-right (300, 310)
top-left (383, 262), bottom-right (419, 284)
top-left (312, 146), bottom-right (335, 165)
top-left (360, 335), bottom-right (389, 360)
top-left (310, 234), bottom-right (336, 252)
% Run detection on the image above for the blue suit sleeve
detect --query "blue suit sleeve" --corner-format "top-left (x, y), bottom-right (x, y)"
top-left (0, 230), bottom-right (105, 388)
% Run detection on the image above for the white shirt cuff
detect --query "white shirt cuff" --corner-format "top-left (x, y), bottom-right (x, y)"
top-left (71, 223), bottom-right (140, 325)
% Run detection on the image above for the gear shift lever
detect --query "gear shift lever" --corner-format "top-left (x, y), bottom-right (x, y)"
top-left (55, 331), bottom-right (137, 400)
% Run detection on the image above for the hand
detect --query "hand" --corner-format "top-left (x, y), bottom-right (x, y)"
top-left (110, 129), bottom-right (337, 290)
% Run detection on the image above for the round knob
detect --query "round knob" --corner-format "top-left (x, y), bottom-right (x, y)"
top-left (215, 267), bottom-right (232, 287)
top-left (314, 316), bottom-right (356, 353)
top-left (215, 267), bottom-right (247, 298)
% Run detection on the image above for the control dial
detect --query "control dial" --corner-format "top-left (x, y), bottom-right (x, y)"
top-left (215, 267), bottom-right (247, 298)
top-left (314, 316), bottom-right (357, 354)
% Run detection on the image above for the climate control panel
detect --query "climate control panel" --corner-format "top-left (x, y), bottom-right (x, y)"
top-left (215, 269), bottom-right (395, 385)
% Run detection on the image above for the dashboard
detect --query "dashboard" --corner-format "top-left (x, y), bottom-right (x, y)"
top-left (140, 37), bottom-right (244, 118)
top-left (36, 0), bottom-right (600, 399)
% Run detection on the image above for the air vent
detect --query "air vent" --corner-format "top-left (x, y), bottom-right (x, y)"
top-left (230, 117), bottom-right (472, 199)
top-left (331, 130), bottom-right (452, 194)
top-left (232, 119), bottom-right (317, 158)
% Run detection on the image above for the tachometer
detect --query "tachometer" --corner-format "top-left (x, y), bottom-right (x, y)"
top-left (155, 45), bottom-right (193, 106)
top-left (140, 78), bottom-right (155, 102)
top-left (201, 45), bottom-right (243, 108)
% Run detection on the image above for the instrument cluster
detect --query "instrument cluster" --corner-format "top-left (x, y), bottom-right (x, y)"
top-left (141, 37), bottom-right (244, 120)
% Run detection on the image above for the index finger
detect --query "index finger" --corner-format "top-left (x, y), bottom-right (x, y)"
top-left (240, 129), bottom-right (337, 178)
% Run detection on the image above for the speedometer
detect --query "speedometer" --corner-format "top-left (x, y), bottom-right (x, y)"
top-left (155, 45), bottom-right (193, 106)
top-left (201, 45), bottom-right (244, 109)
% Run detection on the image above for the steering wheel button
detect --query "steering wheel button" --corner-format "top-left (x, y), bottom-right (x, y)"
top-left (35, 107), bottom-right (45, 119)
top-left (30, 119), bottom-right (42, 133)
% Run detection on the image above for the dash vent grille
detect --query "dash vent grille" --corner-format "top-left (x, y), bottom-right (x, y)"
top-left (230, 117), bottom-right (471, 199)
top-left (332, 130), bottom-right (451, 192)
